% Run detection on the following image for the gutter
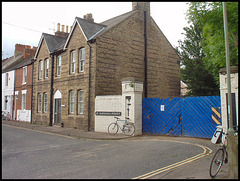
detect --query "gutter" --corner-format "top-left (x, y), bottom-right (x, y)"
top-left (31, 59), bottom-right (34, 123)
top-left (49, 54), bottom-right (54, 126)
top-left (87, 39), bottom-right (95, 131)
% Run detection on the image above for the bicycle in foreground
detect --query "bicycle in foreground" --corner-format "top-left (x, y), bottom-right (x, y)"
top-left (108, 117), bottom-right (135, 136)
top-left (209, 128), bottom-right (238, 178)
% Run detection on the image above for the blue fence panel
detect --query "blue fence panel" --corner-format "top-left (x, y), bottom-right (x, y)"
top-left (181, 96), bottom-right (221, 138)
top-left (142, 96), bottom-right (221, 138)
top-left (142, 97), bottom-right (182, 136)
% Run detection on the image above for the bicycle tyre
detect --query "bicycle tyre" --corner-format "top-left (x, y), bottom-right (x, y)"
top-left (209, 148), bottom-right (224, 178)
top-left (108, 123), bottom-right (119, 135)
top-left (123, 123), bottom-right (135, 136)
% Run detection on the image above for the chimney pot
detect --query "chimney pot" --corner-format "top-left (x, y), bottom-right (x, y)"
top-left (66, 25), bottom-right (69, 33)
top-left (83, 13), bottom-right (94, 22)
top-left (57, 23), bottom-right (60, 32)
top-left (61, 25), bottom-right (65, 32)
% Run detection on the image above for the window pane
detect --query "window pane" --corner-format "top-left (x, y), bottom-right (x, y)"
top-left (44, 93), bottom-right (47, 113)
top-left (38, 93), bottom-right (42, 112)
top-left (70, 91), bottom-right (75, 114)
top-left (71, 51), bottom-right (76, 74)
top-left (22, 94), bottom-right (26, 110)
top-left (79, 48), bottom-right (85, 72)
top-left (78, 90), bottom-right (84, 114)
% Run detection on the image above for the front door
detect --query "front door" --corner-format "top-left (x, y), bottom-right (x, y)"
top-left (54, 98), bottom-right (61, 124)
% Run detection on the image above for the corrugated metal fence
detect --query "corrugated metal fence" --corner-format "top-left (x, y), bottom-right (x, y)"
top-left (142, 96), bottom-right (221, 138)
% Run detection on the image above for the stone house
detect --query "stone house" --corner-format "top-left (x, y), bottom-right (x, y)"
top-left (32, 2), bottom-right (180, 131)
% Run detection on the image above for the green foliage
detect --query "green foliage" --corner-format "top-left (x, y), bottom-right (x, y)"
top-left (178, 2), bottom-right (238, 96)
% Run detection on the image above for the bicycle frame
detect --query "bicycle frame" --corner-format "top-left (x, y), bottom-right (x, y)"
top-left (114, 117), bottom-right (129, 132)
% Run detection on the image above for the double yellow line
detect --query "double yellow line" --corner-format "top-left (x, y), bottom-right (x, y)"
top-left (133, 140), bottom-right (212, 179)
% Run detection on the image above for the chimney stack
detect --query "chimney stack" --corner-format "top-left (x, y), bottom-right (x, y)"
top-left (83, 13), bottom-right (94, 22)
top-left (57, 23), bottom-right (60, 32)
top-left (132, 2), bottom-right (150, 15)
top-left (55, 23), bottom-right (69, 38)
top-left (66, 25), bottom-right (69, 33)
top-left (61, 25), bottom-right (65, 32)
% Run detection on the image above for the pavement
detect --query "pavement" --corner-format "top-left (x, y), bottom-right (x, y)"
top-left (2, 119), bottom-right (231, 179)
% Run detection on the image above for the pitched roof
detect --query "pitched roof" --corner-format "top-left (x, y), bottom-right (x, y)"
top-left (64, 10), bottom-right (137, 49)
top-left (2, 53), bottom-right (34, 73)
top-left (94, 10), bottom-right (137, 39)
top-left (34, 33), bottom-right (67, 59)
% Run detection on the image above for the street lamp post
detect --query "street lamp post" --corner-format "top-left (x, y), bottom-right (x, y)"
top-left (222, 2), bottom-right (234, 135)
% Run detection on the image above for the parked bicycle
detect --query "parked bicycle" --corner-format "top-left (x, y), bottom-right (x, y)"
top-left (108, 117), bottom-right (135, 136)
top-left (2, 111), bottom-right (10, 121)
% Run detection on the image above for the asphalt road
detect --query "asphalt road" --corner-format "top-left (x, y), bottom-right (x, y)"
top-left (2, 125), bottom-right (209, 179)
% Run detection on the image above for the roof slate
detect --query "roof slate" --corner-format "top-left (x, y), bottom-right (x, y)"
top-left (43, 33), bottom-right (67, 53)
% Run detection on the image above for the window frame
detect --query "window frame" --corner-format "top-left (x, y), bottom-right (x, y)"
top-left (70, 50), bottom-right (76, 74)
top-left (78, 90), bottom-right (84, 114)
top-left (5, 73), bottom-right (9, 87)
top-left (79, 48), bottom-right (85, 73)
top-left (39, 60), bottom-right (43, 80)
top-left (38, 93), bottom-right (42, 113)
top-left (22, 93), bottom-right (26, 110)
top-left (43, 93), bottom-right (48, 113)
top-left (4, 96), bottom-right (8, 110)
top-left (57, 55), bottom-right (61, 76)
top-left (69, 90), bottom-right (75, 114)
top-left (23, 66), bottom-right (27, 84)
top-left (45, 58), bottom-right (49, 79)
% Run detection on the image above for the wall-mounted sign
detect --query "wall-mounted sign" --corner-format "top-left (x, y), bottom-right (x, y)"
top-left (95, 112), bottom-right (121, 116)
top-left (160, 105), bottom-right (165, 111)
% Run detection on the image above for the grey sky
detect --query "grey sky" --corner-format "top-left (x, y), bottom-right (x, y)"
top-left (2, 2), bottom-right (189, 59)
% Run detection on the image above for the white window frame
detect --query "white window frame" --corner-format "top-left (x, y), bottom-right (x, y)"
top-left (70, 51), bottom-right (76, 74)
top-left (22, 93), bottom-right (26, 110)
top-left (79, 48), bottom-right (85, 72)
top-left (45, 59), bottom-right (49, 79)
top-left (57, 56), bottom-right (61, 76)
top-left (5, 73), bottom-right (9, 86)
top-left (4, 96), bottom-right (8, 110)
top-left (23, 66), bottom-right (27, 84)
top-left (39, 60), bottom-right (43, 80)
top-left (69, 90), bottom-right (75, 114)
top-left (38, 93), bottom-right (42, 112)
top-left (43, 93), bottom-right (47, 113)
top-left (78, 90), bottom-right (84, 114)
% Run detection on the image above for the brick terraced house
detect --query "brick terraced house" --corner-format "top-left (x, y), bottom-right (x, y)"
top-left (32, 2), bottom-right (180, 131)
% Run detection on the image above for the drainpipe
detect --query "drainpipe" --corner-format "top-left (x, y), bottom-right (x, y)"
top-left (12, 70), bottom-right (16, 121)
top-left (144, 10), bottom-right (148, 98)
top-left (49, 54), bottom-right (54, 126)
top-left (87, 40), bottom-right (94, 131)
top-left (30, 59), bottom-right (34, 123)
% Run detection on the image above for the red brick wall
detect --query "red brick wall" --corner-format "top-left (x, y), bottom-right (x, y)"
top-left (14, 64), bottom-right (33, 120)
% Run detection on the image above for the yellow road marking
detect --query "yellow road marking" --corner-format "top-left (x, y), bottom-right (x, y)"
top-left (133, 140), bottom-right (212, 179)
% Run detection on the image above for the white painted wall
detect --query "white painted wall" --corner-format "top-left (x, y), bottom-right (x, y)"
top-left (17, 110), bottom-right (31, 122)
top-left (95, 80), bottom-right (143, 136)
top-left (95, 95), bottom-right (122, 132)
top-left (219, 71), bottom-right (238, 134)
top-left (2, 70), bottom-right (15, 119)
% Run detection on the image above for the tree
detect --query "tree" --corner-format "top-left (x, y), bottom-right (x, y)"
top-left (177, 23), bottom-right (219, 96)
top-left (178, 2), bottom-right (238, 96)
top-left (186, 2), bottom-right (238, 82)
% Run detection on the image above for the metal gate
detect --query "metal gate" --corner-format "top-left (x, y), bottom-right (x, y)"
top-left (142, 96), bottom-right (221, 138)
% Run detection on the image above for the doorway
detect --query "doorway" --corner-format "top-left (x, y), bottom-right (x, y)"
top-left (54, 98), bottom-right (61, 124)
top-left (54, 90), bottom-right (62, 125)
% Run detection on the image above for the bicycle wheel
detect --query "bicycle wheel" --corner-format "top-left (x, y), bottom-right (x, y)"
top-left (209, 148), bottom-right (224, 178)
top-left (108, 123), bottom-right (119, 135)
top-left (123, 123), bottom-right (135, 136)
